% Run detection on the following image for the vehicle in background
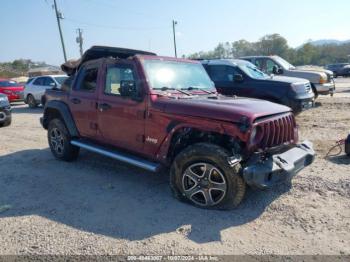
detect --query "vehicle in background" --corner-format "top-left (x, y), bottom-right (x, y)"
top-left (241, 55), bottom-right (335, 97)
top-left (24, 75), bottom-right (68, 108)
top-left (0, 79), bottom-right (24, 103)
top-left (201, 59), bottom-right (315, 114)
top-left (41, 46), bottom-right (315, 209)
top-left (325, 63), bottom-right (350, 77)
top-left (0, 94), bottom-right (11, 127)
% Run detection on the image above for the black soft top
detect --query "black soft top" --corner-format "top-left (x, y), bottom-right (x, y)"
top-left (61, 46), bottom-right (156, 75)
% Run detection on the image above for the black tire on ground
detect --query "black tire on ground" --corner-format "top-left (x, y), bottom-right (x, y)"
top-left (0, 118), bottom-right (11, 127)
top-left (311, 84), bottom-right (318, 99)
top-left (27, 94), bottom-right (38, 108)
top-left (170, 143), bottom-right (246, 210)
top-left (41, 95), bottom-right (47, 107)
top-left (47, 118), bottom-right (79, 161)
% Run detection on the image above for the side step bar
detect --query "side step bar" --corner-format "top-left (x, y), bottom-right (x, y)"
top-left (71, 140), bottom-right (161, 172)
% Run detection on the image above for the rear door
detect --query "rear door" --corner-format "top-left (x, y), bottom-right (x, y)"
top-left (96, 60), bottom-right (146, 153)
top-left (69, 63), bottom-right (99, 139)
top-left (31, 77), bottom-right (46, 100)
top-left (43, 77), bottom-right (56, 90)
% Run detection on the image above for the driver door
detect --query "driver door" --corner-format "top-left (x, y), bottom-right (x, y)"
top-left (96, 60), bottom-right (146, 153)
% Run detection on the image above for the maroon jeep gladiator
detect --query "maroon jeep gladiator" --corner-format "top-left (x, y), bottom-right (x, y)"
top-left (41, 46), bottom-right (315, 209)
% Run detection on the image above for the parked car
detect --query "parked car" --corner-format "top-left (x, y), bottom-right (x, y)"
top-left (41, 46), bottom-right (315, 209)
top-left (241, 55), bottom-right (335, 97)
top-left (0, 79), bottom-right (24, 103)
top-left (325, 63), bottom-right (350, 77)
top-left (0, 94), bottom-right (11, 127)
top-left (24, 75), bottom-right (68, 108)
top-left (201, 59), bottom-right (315, 114)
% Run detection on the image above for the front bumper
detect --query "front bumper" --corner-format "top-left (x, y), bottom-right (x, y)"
top-left (289, 96), bottom-right (315, 113)
top-left (314, 82), bottom-right (335, 95)
top-left (243, 141), bottom-right (315, 189)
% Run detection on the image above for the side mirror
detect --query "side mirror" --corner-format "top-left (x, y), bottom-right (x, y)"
top-left (51, 83), bottom-right (59, 90)
top-left (120, 80), bottom-right (139, 99)
top-left (273, 65), bottom-right (283, 75)
top-left (234, 74), bottom-right (244, 83)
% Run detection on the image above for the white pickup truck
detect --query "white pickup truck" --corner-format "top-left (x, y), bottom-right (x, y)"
top-left (241, 55), bottom-right (335, 97)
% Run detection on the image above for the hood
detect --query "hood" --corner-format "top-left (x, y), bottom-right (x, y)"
top-left (269, 75), bottom-right (309, 84)
top-left (284, 68), bottom-right (327, 83)
top-left (152, 95), bottom-right (291, 124)
top-left (294, 67), bottom-right (333, 76)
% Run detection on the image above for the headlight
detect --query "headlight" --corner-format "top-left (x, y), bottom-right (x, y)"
top-left (249, 126), bottom-right (263, 145)
top-left (0, 96), bottom-right (8, 102)
top-left (319, 73), bottom-right (328, 84)
top-left (291, 82), bottom-right (307, 94)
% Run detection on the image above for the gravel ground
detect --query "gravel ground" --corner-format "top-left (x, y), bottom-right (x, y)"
top-left (0, 78), bottom-right (349, 256)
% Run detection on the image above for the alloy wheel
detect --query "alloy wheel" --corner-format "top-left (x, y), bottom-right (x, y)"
top-left (50, 128), bottom-right (65, 155)
top-left (182, 162), bottom-right (227, 207)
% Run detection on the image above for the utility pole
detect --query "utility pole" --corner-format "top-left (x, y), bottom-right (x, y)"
top-left (172, 20), bottom-right (178, 58)
top-left (53, 0), bottom-right (67, 62)
top-left (76, 28), bottom-right (84, 57)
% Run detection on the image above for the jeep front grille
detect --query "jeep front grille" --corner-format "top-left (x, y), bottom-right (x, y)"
top-left (255, 113), bottom-right (297, 150)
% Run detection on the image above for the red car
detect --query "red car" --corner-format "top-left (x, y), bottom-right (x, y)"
top-left (0, 79), bottom-right (24, 102)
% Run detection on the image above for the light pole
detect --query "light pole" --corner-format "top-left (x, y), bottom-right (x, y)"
top-left (53, 0), bottom-right (67, 62)
top-left (76, 28), bottom-right (84, 57)
top-left (172, 20), bottom-right (178, 58)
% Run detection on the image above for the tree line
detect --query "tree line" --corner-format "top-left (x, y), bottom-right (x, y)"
top-left (0, 59), bottom-right (48, 78)
top-left (187, 34), bottom-right (350, 66)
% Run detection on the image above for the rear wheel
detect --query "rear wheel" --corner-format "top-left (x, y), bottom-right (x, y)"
top-left (48, 118), bottom-right (79, 161)
top-left (41, 95), bottom-right (47, 107)
top-left (170, 143), bottom-right (246, 209)
top-left (27, 94), bottom-right (38, 108)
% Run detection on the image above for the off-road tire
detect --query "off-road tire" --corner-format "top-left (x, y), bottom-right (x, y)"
top-left (48, 118), bottom-right (79, 161)
top-left (170, 143), bottom-right (246, 210)
top-left (27, 94), bottom-right (38, 108)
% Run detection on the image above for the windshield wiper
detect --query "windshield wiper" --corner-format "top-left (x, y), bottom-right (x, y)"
top-left (153, 86), bottom-right (191, 96)
top-left (182, 86), bottom-right (216, 94)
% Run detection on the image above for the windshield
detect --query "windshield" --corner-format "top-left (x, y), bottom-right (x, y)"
top-left (274, 56), bottom-right (295, 70)
top-left (239, 63), bottom-right (269, 80)
top-left (142, 60), bottom-right (215, 91)
top-left (0, 80), bottom-right (19, 87)
top-left (54, 76), bottom-right (68, 85)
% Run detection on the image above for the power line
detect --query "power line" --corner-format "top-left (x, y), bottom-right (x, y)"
top-left (64, 17), bottom-right (168, 31)
top-left (83, 0), bottom-right (170, 22)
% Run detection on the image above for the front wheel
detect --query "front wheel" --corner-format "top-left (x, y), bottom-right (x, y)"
top-left (0, 118), bottom-right (11, 127)
top-left (311, 84), bottom-right (318, 99)
top-left (48, 118), bottom-right (79, 161)
top-left (170, 143), bottom-right (246, 210)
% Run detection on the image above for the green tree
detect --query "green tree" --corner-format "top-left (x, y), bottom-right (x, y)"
top-left (256, 34), bottom-right (289, 57)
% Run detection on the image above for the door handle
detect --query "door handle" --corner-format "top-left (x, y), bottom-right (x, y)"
top-left (70, 98), bottom-right (81, 104)
top-left (98, 103), bottom-right (112, 112)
